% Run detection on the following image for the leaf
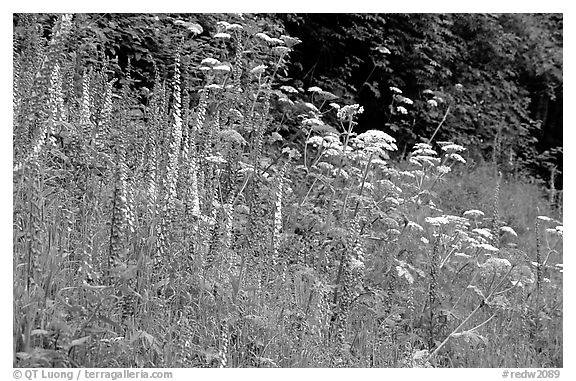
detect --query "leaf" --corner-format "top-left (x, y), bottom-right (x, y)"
top-left (130, 330), bottom-right (150, 345)
top-left (467, 285), bottom-right (485, 300)
top-left (70, 336), bottom-right (91, 347)
top-left (451, 330), bottom-right (488, 346)
top-left (30, 329), bottom-right (49, 336)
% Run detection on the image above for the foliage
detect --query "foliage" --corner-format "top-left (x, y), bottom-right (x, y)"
top-left (281, 13), bottom-right (562, 186)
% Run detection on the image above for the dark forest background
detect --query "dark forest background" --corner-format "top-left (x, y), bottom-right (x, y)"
top-left (13, 13), bottom-right (563, 188)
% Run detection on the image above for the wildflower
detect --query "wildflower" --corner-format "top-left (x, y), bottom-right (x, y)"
top-left (362, 182), bottom-right (374, 191)
top-left (371, 158), bottom-right (388, 167)
top-left (302, 118), bottom-right (324, 128)
top-left (371, 46), bottom-right (390, 54)
top-left (213, 64), bottom-right (231, 73)
top-left (396, 106), bottom-right (408, 115)
top-left (226, 23), bottom-right (243, 32)
top-left (214, 32), bottom-right (231, 39)
top-left (201, 57), bottom-right (220, 66)
top-left (389, 86), bottom-right (402, 94)
top-left (480, 257), bottom-right (511, 274)
top-left (323, 134), bottom-right (340, 145)
top-left (396, 265), bottom-right (414, 284)
top-left (239, 162), bottom-right (255, 175)
top-left (378, 179), bottom-right (402, 194)
top-left (463, 209), bottom-right (484, 219)
top-left (399, 96), bottom-right (413, 105)
top-left (399, 170), bottom-right (416, 179)
top-left (510, 265), bottom-right (535, 288)
top-left (434, 96), bottom-right (444, 103)
top-left (423, 89), bottom-right (434, 95)
top-left (205, 155), bottom-right (227, 164)
top-left (250, 65), bottom-right (268, 75)
top-left (306, 136), bottom-right (324, 147)
top-left (555, 263), bottom-right (563, 273)
top-left (270, 37), bottom-right (285, 45)
top-left (500, 226), bottom-right (518, 237)
top-left (216, 21), bottom-right (231, 30)
top-left (272, 46), bottom-right (291, 55)
top-left (409, 157), bottom-right (422, 167)
top-left (441, 144), bottom-right (466, 153)
top-left (427, 99), bottom-right (438, 107)
top-left (356, 130), bottom-right (397, 152)
top-left (271, 132), bottom-right (283, 142)
top-left (473, 228), bottom-right (493, 239)
top-left (301, 102), bottom-right (320, 113)
top-left (350, 257), bottom-right (365, 271)
top-left (308, 86), bottom-right (323, 93)
top-left (329, 102), bottom-right (340, 110)
top-left (280, 85), bottom-right (299, 93)
top-left (412, 147), bottom-right (438, 156)
top-left (337, 104), bottom-right (364, 120)
top-left (255, 32), bottom-right (272, 43)
top-left (334, 168), bottom-right (350, 179)
top-left (218, 129), bottom-right (246, 145)
top-left (475, 243), bottom-right (499, 253)
top-left (448, 153), bottom-right (466, 164)
top-left (229, 109), bottom-right (244, 122)
top-left (315, 162), bottom-right (334, 171)
top-left (324, 147), bottom-right (342, 157)
top-left (546, 228), bottom-right (563, 238)
top-left (407, 221), bottom-right (424, 233)
top-left (414, 143), bottom-right (433, 150)
top-left (444, 215), bottom-right (470, 226)
top-left (425, 216), bottom-right (450, 226)
top-left (280, 35), bottom-right (302, 47)
top-left (200, 214), bottom-right (217, 226)
top-left (437, 165), bottom-right (451, 174)
top-left (413, 155), bottom-right (441, 167)
top-left (455, 83), bottom-right (464, 91)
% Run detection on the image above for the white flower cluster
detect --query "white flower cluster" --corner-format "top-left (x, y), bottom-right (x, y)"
top-left (500, 226), bottom-right (518, 237)
top-left (510, 265), bottom-right (535, 288)
top-left (425, 216), bottom-right (450, 226)
top-left (479, 257), bottom-right (511, 275)
top-left (353, 130), bottom-right (398, 154)
top-left (463, 209), bottom-right (485, 219)
top-left (395, 95), bottom-right (414, 105)
top-left (441, 143), bottom-right (466, 153)
top-left (306, 133), bottom-right (350, 157)
top-left (337, 104), bottom-right (364, 121)
top-left (250, 64), bottom-right (268, 75)
top-left (396, 106), bottom-right (408, 115)
top-left (280, 85), bottom-right (299, 93)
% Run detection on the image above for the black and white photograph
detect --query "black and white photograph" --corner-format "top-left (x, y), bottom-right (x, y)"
top-left (11, 9), bottom-right (565, 375)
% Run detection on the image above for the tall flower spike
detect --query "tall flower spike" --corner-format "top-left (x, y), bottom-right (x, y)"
top-left (491, 172), bottom-right (502, 246)
top-left (80, 70), bottom-right (93, 142)
top-left (165, 52), bottom-right (183, 215)
top-left (47, 62), bottom-right (63, 147)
